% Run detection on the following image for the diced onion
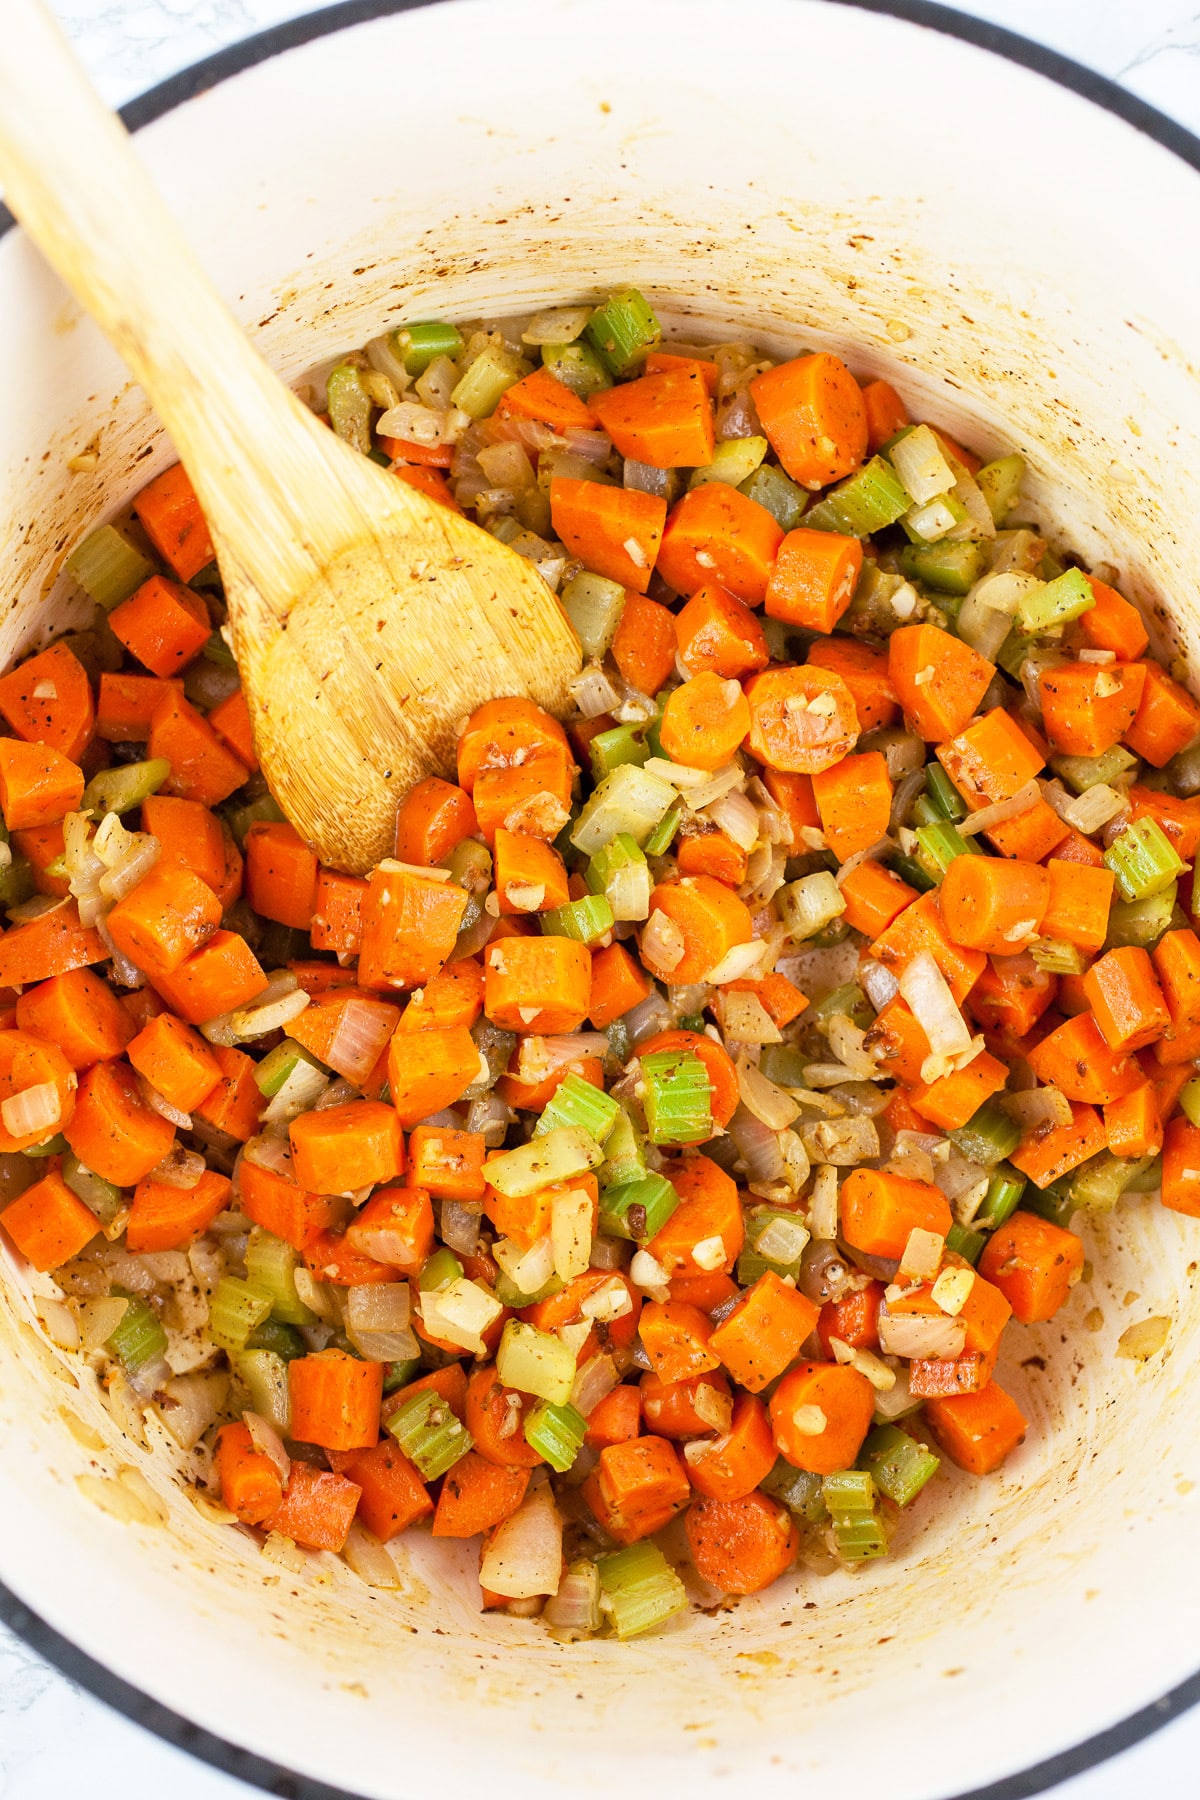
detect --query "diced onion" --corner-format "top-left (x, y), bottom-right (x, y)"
top-left (479, 1478), bottom-right (563, 1598)
top-left (720, 991), bottom-right (781, 1045)
top-left (641, 909), bottom-right (686, 978)
top-left (245, 1411), bottom-right (291, 1484)
top-left (521, 305), bottom-right (592, 345)
top-left (325, 998), bottom-right (399, 1084)
top-left (825, 1013), bottom-right (878, 1079)
top-left (342, 1521), bottom-right (402, 1589)
top-left (877, 1305), bottom-right (966, 1360)
top-left (346, 1282), bottom-right (419, 1362)
top-left (860, 959), bottom-right (899, 1012)
top-left (704, 939), bottom-right (767, 985)
top-left (138, 1077), bottom-right (192, 1132)
top-left (727, 1105), bottom-right (786, 1181)
top-left (241, 1133), bottom-right (295, 1178)
top-left (1002, 1086), bottom-right (1072, 1134)
top-left (704, 789), bottom-right (760, 854)
top-left (736, 1055), bottom-right (800, 1130)
top-left (898, 1227), bottom-right (944, 1282)
top-left (568, 664), bottom-right (622, 719)
top-left (898, 950), bottom-right (973, 1059)
top-left (440, 1200), bottom-right (483, 1256)
top-left (147, 1144), bottom-right (205, 1187)
top-left (570, 1352), bottom-right (619, 1418)
top-left (0, 1081), bottom-right (61, 1140)
top-left (418, 1277), bottom-right (502, 1355)
top-left (97, 831), bottom-right (160, 904)
top-left (957, 779), bottom-right (1042, 837)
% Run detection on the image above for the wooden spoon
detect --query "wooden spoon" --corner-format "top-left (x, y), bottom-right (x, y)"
top-left (0, 0), bottom-right (581, 873)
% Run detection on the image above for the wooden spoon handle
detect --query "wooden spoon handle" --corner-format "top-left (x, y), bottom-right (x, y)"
top-left (0, 0), bottom-right (335, 607)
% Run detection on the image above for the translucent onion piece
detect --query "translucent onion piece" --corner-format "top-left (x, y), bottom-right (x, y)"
top-left (325, 997), bottom-right (399, 1084)
top-left (0, 1081), bottom-right (61, 1140)
top-left (720, 990), bottom-right (781, 1045)
top-left (97, 832), bottom-right (160, 903)
top-left (898, 951), bottom-right (972, 1059)
top-left (727, 1105), bottom-right (786, 1181)
top-left (825, 1013), bottom-right (878, 1079)
top-left (568, 663), bottom-right (622, 719)
top-left (860, 958), bottom-right (900, 1013)
top-left (561, 428), bottom-right (612, 466)
top-left (377, 400), bottom-right (450, 445)
top-left (1002, 1086), bottom-right (1073, 1134)
top-left (622, 989), bottom-right (674, 1046)
top-left (878, 1306), bottom-right (966, 1361)
top-left (736, 1055), bottom-right (801, 1130)
top-left (138, 1077), bottom-right (192, 1132)
top-left (570, 1352), bottom-right (619, 1419)
top-left (441, 1199), bottom-right (483, 1256)
top-left (957, 779), bottom-right (1042, 837)
top-left (704, 789), bottom-right (759, 853)
top-left (148, 1145), bottom-right (205, 1188)
top-left (227, 986), bottom-right (310, 1041)
top-left (543, 1560), bottom-right (601, 1636)
top-left (241, 1133), bottom-right (295, 1178)
top-left (245, 1411), bottom-right (292, 1484)
top-left (704, 939), bottom-right (768, 985)
top-left (345, 1282), bottom-right (418, 1364)
top-left (479, 1476), bottom-right (564, 1599)
top-left (641, 909), bottom-right (686, 978)
top-left (342, 1521), bottom-right (402, 1589)
top-left (521, 305), bottom-right (591, 345)
top-left (516, 1035), bottom-right (610, 1084)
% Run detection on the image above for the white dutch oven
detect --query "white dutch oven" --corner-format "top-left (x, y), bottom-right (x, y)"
top-left (2, 3), bottom-right (1200, 1796)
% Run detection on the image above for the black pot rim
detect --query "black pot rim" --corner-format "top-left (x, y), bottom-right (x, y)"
top-left (2, 3), bottom-right (1199, 1795)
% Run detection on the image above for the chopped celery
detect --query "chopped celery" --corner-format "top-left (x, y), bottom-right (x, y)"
top-left (1051, 745), bottom-right (1138, 794)
top-left (760, 1459), bottom-right (828, 1524)
top-left (244, 1228), bottom-right (315, 1326)
top-left (524, 1400), bottom-right (588, 1472)
top-left (975, 454), bottom-right (1025, 524)
top-left (900, 492), bottom-right (967, 543)
top-left (945, 1222), bottom-right (987, 1265)
top-left (80, 758), bottom-right (171, 817)
top-left (810, 980), bottom-right (872, 1028)
top-left (65, 523), bottom-right (155, 611)
top-left (254, 1040), bottom-right (326, 1098)
top-left (24, 1133), bottom-right (68, 1159)
top-left (889, 850), bottom-right (937, 894)
top-left (451, 345), bottom-right (525, 419)
top-left (245, 1319), bottom-right (306, 1362)
top-left (949, 1100), bottom-right (1021, 1169)
top-left (910, 792), bottom-right (941, 829)
top-left (804, 456), bottom-right (911, 538)
top-left (1015, 566), bottom-right (1094, 634)
top-left (208, 1276), bottom-right (273, 1354)
top-left (106, 1295), bottom-right (167, 1373)
top-left (589, 721), bottom-right (650, 781)
top-left (924, 764), bottom-right (968, 822)
top-left (1182, 1079), bottom-right (1200, 1129)
top-left (679, 1011), bottom-right (707, 1033)
top-left (325, 362), bottom-right (373, 455)
top-left (233, 1347), bottom-right (292, 1433)
top-left (386, 1385), bottom-right (473, 1480)
top-left (1104, 886), bottom-right (1177, 951)
top-left (976, 1165), bottom-right (1026, 1230)
top-left (642, 798), bottom-right (683, 857)
top-left (585, 832), bottom-right (651, 921)
top-left (497, 1319), bottom-right (577, 1405)
top-left (738, 463), bottom-right (808, 531)
top-left (597, 1541), bottom-right (687, 1639)
top-left (585, 289), bottom-right (660, 377)
top-left (823, 1470), bottom-right (888, 1561)
top-left (1029, 937), bottom-right (1088, 975)
top-left (757, 1043), bottom-right (810, 1087)
top-left (689, 437), bottom-right (768, 489)
top-left (541, 339), bottom-right (612, 398)
top-left (62, 1153), bottom-right (123, 1224)
top-left (1124, 1154), bottom-right (1162, 1194)
top-left (1104, 818), bottom-right (1186, 903)
top-left (561, 571), bottom-right (626, 657)
top-left (202, 631), bottom-right (237, 668)
top-left (571, 763), bottom-right (678, 855)
top-left (419, 1247), bottom-right (464, 1291)
top-left (914, 819), bottom-right (980, 880)
top-left (485, 1126), bottom-right (604, 1199)
top-left (777, 872), bottom-right (846, 942)
top-left (859, 1425), bottom-right (940, 1506)
top-left (1070, 1151), bottom-right (1154, 1212)
top-left (494, 1267), bottom-right (563, 1309)
top-left (641, 1049), bottom-right (712, 1147)
top-left (382, 1357), bottom-right (421, 1395)
top-left (542, 893), bottom-right (615, 945)
top-left (535, 1072), bottom-right (620, 1142)
top-left (1022, 1185), bottom-right (1076, 1228)
top-left (599, 1172), bottom-right (680, 1241)
top-left (737, 1206), bottom-right (810, 1284)
top-left (224, 792), bottom-right (285, 848)
top-left (600, 1107), bottom-right (647, 1188)
top-left (898, 540), bottom-right (989, 596)
top-left (393, 320), bottom-right (464, 376)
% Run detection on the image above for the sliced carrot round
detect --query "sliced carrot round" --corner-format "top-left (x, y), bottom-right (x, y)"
top-left (685, 1490), bottom-right (800, 1595)
top-left (659, 673), bottom-right (752, 771)
top-left (769, 1361), bottom-right (876, 1473)
top-left (743, 665), bottom-right (859, 773)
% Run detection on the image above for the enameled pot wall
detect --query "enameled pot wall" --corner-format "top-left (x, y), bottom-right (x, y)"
top-left (1, 4), bottom-right (1199, 1796)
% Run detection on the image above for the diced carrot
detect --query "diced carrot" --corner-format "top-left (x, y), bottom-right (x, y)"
top-left (244, 821), bottom-right (319, 931)
top-left (105, 861), bottom-right (222, 979)
top-left (492, 829), bottom-right (568, 915)
top-left (940, 854), bottom-right (1050, 957)
top-left (638, 1369), bottom-right (729, 1439)
top-left (268, 1461), bottom-right (361, 1553)
top-left (749, 353), bottom-right (867, 490)
top-left (150, 928), bottom-right (266, 1024)
top-left (610, 590), bottom-right (677, 697)
top-left (647, 1153), bottom-right (745, 1277)
top-left (1048, 825), bottom-right (1106, 869)
top-left (0, 642), bottom-right (94, 763)
top-left (215, 1421), bottom-right (283, 1526)
top-left (1082, 946), bottom-right (1170, 1053)
top-left (839, 860), bottom-right (917, 937)
top-left (1078, 576), bottom-right (1149, 661)
top-left (338, 1440), bottom-right (432, 1542)
top-left (806, 637), bottom-right (898, 732)
top-left (645, 874), bottom-right (753, 987)
top-left (840, 1167), bottom-right (952, 1260)
top-left (148, 690), bottom-right (248, 808)
top-left (1124, 661), bottom-right (1200, 766)
top-left (193, 1044), bottom-right (262, 1141)
top-left (290, 1099), bottom-right (404, 1195)
top-left (643, 350), bottom-right (720, 393)
top-left (591, 367), bottom-right (715, 469)
top-left (588, 940), bottom-right (651, 1030)
top-left (238, 1159), bottom-right (342, 1252)
top-left (16, 967), bottom-right (132, 1071)
top-left (1127, 786), bottom-right (1200, 862)
top-left (96, 673), bottom-right (183, 742)
top-left (285, 990), bottom-right (400, 1085)
top-left (464, 1365), bottom-right (543, 1469)
top-left (493, 365), bottom-right (599, 432)
top-left (685, 1391), bottom-right (776, 1501)
top-left (656, 484), bottom-right (783, 604)
top-left (396, 958), bottom-right (484, 1034)
top-left (910, 1048), bottom-right (1008, 1131)
top-left (743, 665), bottom-right (859, 774)
top-left (1039, 660), bottom-right (1146, 757)
top-left (380, 437), bottom-right (453, 468)
top-left (0, 1168), bottom-right (98, 1271)
top-left (390, 461), bottom-right (462, 514)
top-left (762, 768), bottom-right (819, 839)
top-left (288, 960), bottom-right (360, 996)
top-left (888, 622), bottom-right (994, 743)
top-left (140, 794), bottom-right (227, 896)
top-left (585, 1383), bottom-right (644, 1448)
top-left (1027, 1012), bottom-right (1141, 1105)
top-left (1104, 1083), bottom-right (1162, 1158)
top-left (817, 1282), bottom-right (884, 1359)
top-left (304, 1228), bottom-right (397, 1287)
top-left (1153, 927), bottom-right (1200, 1040)
top-left (637, 1029), bottom-right (739, 1129)
top-left (810, 750), bottom-right (892, 861)
top-left (206, 687), bottom-right (258, 772)
top-left (13, 822), bottom-right (69, 899)
top-left (675, 583), bottom-right (769, 680)
top-left (456, 698), bottom-right (571, 795)
top-left (726, 971), bottom-right (808, 1030)
top-left (979, 1211), bottom-right (1085, 1322)
top-left (668, 1271), bottom-right (741, 1313)
top-left (967, 953), bottom-right (1058, 1038)
top-left (709, 1271), bottom-right (819, 1393)
top-left (908, 1352), bottom-right (998, 1399)
top-left (936, 708), bottom-right (1044, 808)
top-left (409, 1126), bottom-right (486, 1201)
top-left (63, 1057), bottom-right (175, 1184)
top-left (483, 934), bottom-right (591, 1033)
top-left (580, 1435), bottom-right (690, 1545)
top-left (0, 738), bottom-right (83, 830)
top-left (769, 1362), bottom-right (875, 1473)
top-left (133, 462), bottom-right (214, 582)
top-left (685, 1490), bottom-right (799, 1596)
top-left (126, 1168), bottom-right (231, 1252)
top-left (0, 1032), bottom-right (74, 1156)
top-left (309, 870), bottom-right (367, 957)
top-left (925, 1380), bottom-right (1027, 1475)
top-left (357, 865), bottom-right (467, 993)
top-left (1139, 1043), bottom-right (1194, 1122)
top-left (431, 1452), bottom-right (529, 1539)
top-left (550, 478), bottom-right (666, 594)
top-left (1162, 1114), bottom-right (1200, 1216)
top-left (764, 528), bottom-right (862, 634)
top-left (1040, 859), bottom-right (1114, 953)
top-left (1010, 1100), bottom-right (1106, 1187)
top-left (863, 997), bottom-right (931, 1087)
top-left (289, 1349), bottom-right (382, 1452)
top-left (659, 672), bottom-right (751, 771)
top-left (861, 379), bottom-right (909, 453)
top-left (868, 888), bottom-right (985, 1002)
top-left (386, 1025), bottom-right (481, 1128)
top-left (486, 1167), bottom-right (596, 1257)
top-left (393, 776), bottom-right (478, 866)
top-left (886, 1269), bottom-right (1011, 1357)
top-left (470, 741), bottom-right (574, 847)
top-left (885, 1088), bottom-right (927, 1135)
top-left (109, 576), bottom-right (211, 677)
top-left (639, 1299), bottom-right (720, 1385)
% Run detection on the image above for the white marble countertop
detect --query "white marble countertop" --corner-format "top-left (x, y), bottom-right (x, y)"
top-left (3, 1), bottom-right (1200, 1796)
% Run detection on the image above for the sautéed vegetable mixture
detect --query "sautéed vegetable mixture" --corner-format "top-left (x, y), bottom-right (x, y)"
top-left (3, 289), bottom-right (1200, 1635)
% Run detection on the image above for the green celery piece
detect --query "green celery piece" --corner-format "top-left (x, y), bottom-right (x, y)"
top-left (243, 1321), bottom-right (306, 1363)
top-left (494, 1268), bottom-right (564, 1309)
top-left (975, 454), bottom-right (1025, 525)
top-left (976, 1164), bottom-right (1026, 1230)
top-left (81, 758), bottom-right (171, 817)
top-left (106, 1295), bottom-right (166, 1373)
top-left (898, 540), bottom-right (988, 596)
top-left (254, 1040), bottom-right (325, 1098)
top-left (600, 1107), bottom-right (647, 1188)
top-left (642, 798), bottom-right (683, 857)
top-left (1123, 1154), bottom-right (1162, 1194)
top-left (589, 721), bottom-right (650, 782)
top-left (737, 1206), bottom-right (810, 1284)
top-left (757, 1043), bottom-right (810, 1087)
top-left (571, 763), bottom-right (677, 855)
top-left (0, 855), bottom-right (35, 910)
top-left (209, 1277), bottom-right (273, 1354)
top-left (224, 792), bottom-right (285, 849)
top-left (924, 763), bottom-right (968, 822)
top-left (325, 363), bottom-right (373, 455)
top-left (65, 524), bottom-right (154, 611)
top-left (803, 456), bottom-right (911, 538)
top-left (689, 437), bottom-right (768, 490)
top-left (760, 1459), bottom-right (828, 1524)
top-left (1182, 1079), bottom-right (1200, 1129)
top-left (542, 893), bottom-right (615, 945)
top-left (900, 491), bottom-right (968, 544)
top-left (233, 1349), bottom-right (292, 1434)
top-left (585, 290), bottom-right (661, 378)
top-left (382, 1357), bottom-right (422, 1395)
top-left (244, 1228), bottom-right (315, 1326)
top-left (597, 1541), bottom-right (687, 1639)
top-left (1016, 566), bottom-right (1094, 634)
top-left (910, 793), bottom-right (941, 830)
top-left (1069, 1151), bottom-right (1154, 1212)
top-left (1051, 744), bottom-right (1138, 794)
top-left (62, 1153), bottom-right (123, 1224)
top-left (561, 571), bottom-right (626, 658)
top-left (599, 1172), bottom-right (680, 1241)
top-left (393, 320), bottom-right (464, 376)
top-left (23, 1132), bottom-right (68, 1159)
top-left (535, 1071), bottom-right (620, 1142)
top-left (446, 838), bottom-right (494, 938)
top-left (419, 1247), bottom-right (464, 1292)
top-left (1104, 817), bottom-right (1186, 903)
top-left (678, 1011), bottom-right (707, 1032)
top-left (386, 1386), bottom-right (473, 1480)
top-left (1104, 886), bottom-right (1177, 951)
top-left (1021, 1185), bottom-right (1076, 1228)
top-left (1029, 937), bottom-right (1088, 975)
top-left (541, 339), bottom-right (611, 399)
top-left (945, 1222), bottom-right (987, 1266)
top-left (914, 819), bottom-right (980, 881)
top-left (860, 1425), bottom-right (940, 1506)
top-left (890, 850), bottom-right (937, 894)
top-left (585, 832), bottom-right (651, 922)
top-left (823, 1470), bottom-right (888, 1562)
top-left (452, 345), bottom-right (525, 419)
top-left (641, 1049), bottom-right (713, 1147)
top-left (810, 980), bottom-right (872, 1028)
top-left (607, 1017), bottom-right (634, 1071)
top-left (949, 1100), bottom-right (1021, 1169)
top-left (524, 1400), bottom-right (588, 1472)
top-left (738, 464), bottom-right (808, 531)
top-left (202, 632), bottom-right (237, 668)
